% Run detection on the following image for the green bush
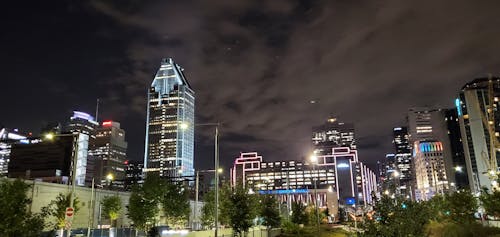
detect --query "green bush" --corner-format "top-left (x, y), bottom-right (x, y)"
top-left (425, 221), bottom-right (500, 237)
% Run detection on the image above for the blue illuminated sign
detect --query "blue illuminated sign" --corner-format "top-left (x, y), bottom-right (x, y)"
top-left (346, 197), bottom-right (356, 205)
top-left (258, 189), bottom-right (309, 195)
top-left (455, 98), bottom-right (462, 116)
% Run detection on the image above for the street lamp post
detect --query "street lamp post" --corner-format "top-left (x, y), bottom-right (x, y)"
top-left (45, 132), bottom-right (80, 237)
top-left (193, 168), bottom-right (222, 230)
top-left (182, 122), bottom-right (220, 237)
top-left (310, 155), bottom-right (321, 236)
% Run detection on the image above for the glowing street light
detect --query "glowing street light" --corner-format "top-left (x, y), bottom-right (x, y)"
top-left (455, 166), bottom-right (463, 173)
top-left (44, 133), bottom-right (55, 140)
top-left (180, 122), bottom-right (189, 130)
top-left (393, 171), bottom-right (400, 178)
top-left (106, 173), bottom-right (114, 182)
top-left (310, 155), bottom-right (318, 163)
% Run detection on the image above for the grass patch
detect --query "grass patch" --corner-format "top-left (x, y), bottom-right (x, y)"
top-left (280, 222), bottom-right (353, 237)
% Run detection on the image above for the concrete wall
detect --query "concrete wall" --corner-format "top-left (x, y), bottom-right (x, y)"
top-left (28, 180), bottom-right (132, 230)
top-left (28, 180), bottom-right (204, 231)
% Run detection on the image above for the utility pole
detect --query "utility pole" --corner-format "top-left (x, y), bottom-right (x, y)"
top-left (67, 134), bottom-right (79, 237)
top-left (214, 125), bottom-right (219, 237)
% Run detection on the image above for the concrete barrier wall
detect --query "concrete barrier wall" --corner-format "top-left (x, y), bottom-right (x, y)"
top-left (28, 180), bottom-right (204, 231)
top-left (29, 180), bottom-right (132, 230)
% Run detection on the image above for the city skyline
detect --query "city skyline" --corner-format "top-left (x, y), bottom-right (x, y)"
top-left (3, 1), bottom-right (500, 172)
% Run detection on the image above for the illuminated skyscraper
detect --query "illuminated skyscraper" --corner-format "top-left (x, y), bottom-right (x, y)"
top-left (63, 111), bottom-right (98, 186)
top-left (88, 121), bottom-right (128, 186)
top-left (312, 117), bottom-right (355, 155)
top-left (392, 127), bottom-right (412, 195)
top-left (413, 141), bottom-right (449, 200)
top-left (144, 58), bottom-right (195, 178)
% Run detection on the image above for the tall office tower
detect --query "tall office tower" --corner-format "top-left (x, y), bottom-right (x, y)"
top-left (312, 117), bottom-right (356, 156)
top-left (144, 58), bottom-right (195, 178)
top-left (88, 121), bottom-right (128, 187)
top-left (456, 77), bottom-right (500, 193)
top-left (413, 141), bottom-right (449, 200)
top-left (407, 108), bottom-right (457, 197)
top-left (64, 111), bottom-right (98, 186)
top-left (444, 109), bottom-right (469, 190)
top-left (392, 127), bottom-right (412, 196)
top-left (0, 128), bottom-right (30, 176)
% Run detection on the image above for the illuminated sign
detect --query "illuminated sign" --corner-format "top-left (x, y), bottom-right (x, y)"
top-left (102, 121), bottom-right (112, 126)
top-left (346, 197), bottom-right (356, 205)
top-left (455, 98), bottom-right (462, 116)
top-left (72, 111), bottom-right (95, 122)
top-left (258, 189), bottom-right (309, 195)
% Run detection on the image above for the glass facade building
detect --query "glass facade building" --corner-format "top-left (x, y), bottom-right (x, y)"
top-left (0, 128), bottom-right (29, 176)
top-left (392, 127), bottom-right (412, 196)
top-left (144, 58), bottom-right (195, 178)
top-left (64, 111), bottom-right (98, 186)
top-left (88, 121), bottom-right (128, 187)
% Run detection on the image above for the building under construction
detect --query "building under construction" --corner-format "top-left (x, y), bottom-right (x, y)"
top-left (457, 77), bottom-right (500, 193)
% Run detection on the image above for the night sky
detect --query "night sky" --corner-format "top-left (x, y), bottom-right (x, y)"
top-left (2, 0), bottom-right (500, 172)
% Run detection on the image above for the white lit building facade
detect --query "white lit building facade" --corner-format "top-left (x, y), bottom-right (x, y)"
top-left (414, 141), bottom-right (449, 201)
top-left (230, 148), bottom-right (377, 211)
top-left (144, 58), bottom-right (195, 178)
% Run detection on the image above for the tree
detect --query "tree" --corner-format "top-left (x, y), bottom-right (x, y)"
top-left (306, 204), bottom-right (326, 226)
top-left (101, 196), bottom-right (122, 227)
top-left (162, 182), bottom-right (190, 228)
top-left (260, 195), bottom-right (281, 230)
top-left (0, 178), bottom-right (47, 237)
top-left (127, 174), bottom-right (164, 231)
top-left (46, 192), bottom-right (81, 231)
top-left (218, 183), bottom-right (234, 226)
top-left (227, 184), bottom-right (259, 236)
top-left (362, 196), bottom-right (431, 237)
top-left (445, 190), bottom-right (477, 224)
top-left (200, 190), bottom-right (215, 229)
top-left (480, 188), bottom-right (500, 218)
top-left (291, 201), bottom-right (308, 225)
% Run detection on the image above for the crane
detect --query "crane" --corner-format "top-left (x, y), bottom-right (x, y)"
top-left (477, 75), bottom-right (499, 191)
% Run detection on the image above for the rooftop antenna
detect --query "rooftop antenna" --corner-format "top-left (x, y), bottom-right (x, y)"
top-left (95, 98), bottom-right (100, 122)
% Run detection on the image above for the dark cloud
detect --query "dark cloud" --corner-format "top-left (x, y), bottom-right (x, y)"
top-left (2, 0), bottom-right (500, 171)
